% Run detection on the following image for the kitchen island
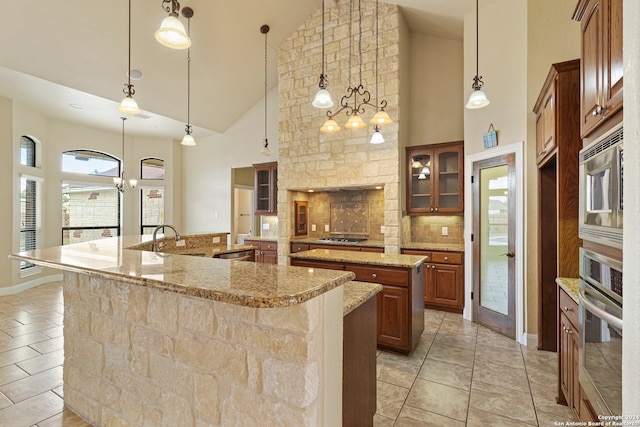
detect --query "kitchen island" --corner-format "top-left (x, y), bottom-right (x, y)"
top-left (10, 234), bottom-right (380, 427)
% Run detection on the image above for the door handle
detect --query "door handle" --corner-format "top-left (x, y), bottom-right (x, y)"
top-left (500, 252), bottom-right (514, 258)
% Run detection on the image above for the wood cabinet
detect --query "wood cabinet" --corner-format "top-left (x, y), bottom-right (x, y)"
top-left (253, 162), bottom-right (277, 215)
top-left (403, 249), bottom-right (464, 313)
top-left (535, 59), bottom-right (582, 351)
top-left (557, 287), bottom-right (581, 419)
top-left (290, 257), bottom-right (424, 353)
top-left (245, 239), bottom-right (277, 264)
top-left (294, 201), bottom-right (308, 236)
top-left (406, 141), bottom-right (464, 215)
top-left (573, 0), bottom-right (623, 137)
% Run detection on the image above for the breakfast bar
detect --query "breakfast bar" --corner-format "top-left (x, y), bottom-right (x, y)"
top-left (10, 234), bottom-right (381, 426)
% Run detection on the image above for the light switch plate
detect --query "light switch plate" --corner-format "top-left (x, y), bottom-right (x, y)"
top-left (380, 225), bottom-right (385, 234)
top-left (441, 227), bottom-right (448, 236)
top-left (311, 224), bottom-right (316, 232)
top-left (176, 239), bottom-right (186, 247)
top-left (324, 224), bottom-right (330, 232)
top-left (212, 236), bottom-right (221, 243)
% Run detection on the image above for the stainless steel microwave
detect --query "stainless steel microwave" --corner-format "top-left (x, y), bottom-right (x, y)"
top-left (578, 123), bottom-right (623, 248)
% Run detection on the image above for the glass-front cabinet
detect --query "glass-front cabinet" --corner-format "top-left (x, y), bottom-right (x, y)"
top-left (254, 161), bottom-right (278, 215)
top-left (406, 141), bottom-right (464, 214)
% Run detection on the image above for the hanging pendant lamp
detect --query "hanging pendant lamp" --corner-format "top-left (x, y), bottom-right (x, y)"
top-left (261, 25), bottom-right (271, 156)
top-left (181, 8), bottom-right (196, 146)
top-left (155, 0), bottom-right (191, 50)
top-left (466, 0), bottom-right (490, 109)
top-left (119, 0), bottom-right (140, 115)
top-left (370, 0), bottom-right (391, 143)
top-left (312, 0), bottom-right (334, 109)
top-left (114, 117), bottom-right (137, 192)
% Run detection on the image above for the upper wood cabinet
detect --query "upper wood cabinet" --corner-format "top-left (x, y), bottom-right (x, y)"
top-left (406, 141), bottom-right (464, 215)
top-left (294, 200), bottom-right (308, 236)
top-left (253, 162), bottom-right (277, 215)
top-left (573, 0), bottom-right (623, 137)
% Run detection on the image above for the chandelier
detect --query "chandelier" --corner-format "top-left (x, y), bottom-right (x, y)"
top-left (114, 117), bottom-right (137, 193)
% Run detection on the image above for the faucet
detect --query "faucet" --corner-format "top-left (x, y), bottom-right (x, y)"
top-left (151, 225), bottom-right (181, 252)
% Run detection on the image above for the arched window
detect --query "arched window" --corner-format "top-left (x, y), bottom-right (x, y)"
top-left (141, 158), bottom-right (165, 180)
top-left (62, 150), bottom-right (120, 177)
top-left (20, 136), bottom-right (36, 167)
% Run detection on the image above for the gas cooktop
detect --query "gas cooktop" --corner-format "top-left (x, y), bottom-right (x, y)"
top-left (318, 237), bottom-right (368, 243)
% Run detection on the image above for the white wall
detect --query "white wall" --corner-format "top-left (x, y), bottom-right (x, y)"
top-left (181, 86), bottom-right (278, 234)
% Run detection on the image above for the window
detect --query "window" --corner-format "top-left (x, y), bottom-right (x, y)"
top-left (141, 158), bottom-right (165, 180)
top-left (20, 176), bottom-right (41, 270)
top-left (62, 183), bottom-right (120, 244)
top-left (20, 136), bottom-right (36, 167)
top-left (62, 150), bottom-right (119, 177)
top-left (141, 188), bottom-right (165, 235)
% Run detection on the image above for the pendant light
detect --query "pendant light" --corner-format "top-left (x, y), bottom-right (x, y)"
top-left (261, 24), bottom-right (271, 156)
top-left (119, 0), bottom-right (140, 115)
top-left (181, 8), bottom-right (196, 146)
top-left (370, 0), bottom-right (391, 144)
top-left (155, 0), bottom-right (191, 50)
top-left (114, 117), bottom-right (137, 193)
top-left (312, 0), bottom-right (334, 109)
top-left (466, 0), bottom-right (490, 109)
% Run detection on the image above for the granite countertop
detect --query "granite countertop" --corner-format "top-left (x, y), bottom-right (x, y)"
top-left (290, 237), bottom-right (385, 248)
top-left (243, 236), bottom-right (278, 242)
top-left (9, 235), bottom-right (355, 309)
top-left (401, 242), bottom-right (465, 252)
top-left (556, 277), bottom-right (579, 303)
top-left (343, 281), bottom-right (383, 316)
top-left (290, 248), bottom-right (428, 268)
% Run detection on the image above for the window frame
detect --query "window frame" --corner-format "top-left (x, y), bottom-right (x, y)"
top-left (140, 157), bottom-right (165, 180)
top-left (140, 186), bottom-right (166, 235)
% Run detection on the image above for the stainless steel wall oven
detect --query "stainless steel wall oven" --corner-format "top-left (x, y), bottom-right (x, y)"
top-left (578, 247), bottom-right (623, 416)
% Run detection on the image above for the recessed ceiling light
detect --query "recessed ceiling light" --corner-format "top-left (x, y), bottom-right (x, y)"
top-left (69, 103), bottom-right (85, 109)
top-left (128, 69), bottom-right (143, 80)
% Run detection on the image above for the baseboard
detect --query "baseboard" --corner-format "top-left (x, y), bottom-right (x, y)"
top-left (526, 333), bottom-right (538, 348)
top-left (0, 274), bottom-right (64, 296)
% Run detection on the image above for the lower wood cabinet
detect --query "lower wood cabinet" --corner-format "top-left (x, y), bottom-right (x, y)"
top-left (245, 240), bottom-right (278, 264)
top-left (290, 258), bottom-right (424, 353)
top-left (402, 249), bottom-right (464, 313)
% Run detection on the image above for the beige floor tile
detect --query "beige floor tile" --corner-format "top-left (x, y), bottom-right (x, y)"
top-left (473, 359), bottom-right (530, 393)
top-left (466, 407), bottom-right (537, 427)
top-left (469, 380), bottom-right (537, 425)
top-left (405, 378), bottom-right (470, 422)
top-left (526, 361), bottom-right (558, 386)
top-left (434, 332), bottom-right (477, 351)
top-left (3, 321), bottom-right (59, 338)
top-left (0, 366), bottom-right (63, 403)
top-left (42, 326), bottom-right (64, 339)
top-left (372, 413), bottom-right (395, 427)
top-left (418, 358), bottom-right (472, 391)
top-left (376, 380), bottom-right (410, 420)
top-left (426, 342), bottom-right (475, 368)
top-left (474, 344), bottom-right (525, 370)
top-left (0, 332), bottom-right (51, 353)
top-left (0, 346), bottom-right (41, 367)
top-left (395, 404), bottom-right (466, 427)
top-left (36, 407), bottom-right (93, 427)
top-left (0, 391), bottom-right (63, 427)
top-left (17, 349), bottom-right (64, 376)
top-left (0, 364), bottom-right (29, 387)
top-left (0, 393), bottom-right (12, 410)
top-left (28, 336), bottom-right (64, 355)
top-left (528, 381), bottom-right (575, 419)
top-left (377, 355), bottom-right (420, 389)
top-left (438, 319), bottom-right (478, 337)
top-left (536, 408), bottom-right (576, 426)
top-left (378, 348), bottom-right (426, 368)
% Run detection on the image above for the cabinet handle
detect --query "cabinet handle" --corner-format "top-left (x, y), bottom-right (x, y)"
top-left (431, 265), bottom-right (436, 269)
top-left (592, 104), bottom-right (603, 117)
top-left (444, 256), bottom-right (449, 261)
top-left (372, 273), bottom-right (377, 279)
top-left (434, 207), bottom-right (439, 212)
top-left (538, 150), bottom-right (544, 155)
top-left (563, 306), bottom-right (571, 312)
top-left (430, 208), bottom-right (434, 212)
top-left (566, 328), bottom-right (573, 335)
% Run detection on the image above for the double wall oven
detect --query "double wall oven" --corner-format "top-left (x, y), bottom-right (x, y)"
top-left (578, 248), bottom-right (623, 416)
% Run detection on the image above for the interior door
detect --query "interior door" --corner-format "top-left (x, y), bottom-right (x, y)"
top-left (472, 153), bottom-right (516, 338)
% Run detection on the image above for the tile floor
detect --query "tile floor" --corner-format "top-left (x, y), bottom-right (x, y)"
top-left (0, 282), bottom-right (574, 426)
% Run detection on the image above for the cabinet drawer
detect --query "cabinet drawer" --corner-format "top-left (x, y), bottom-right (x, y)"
top-left (431, 251), bottom-right (462, 265)
top-left (401, 250), bottom-right (431, 262)
top-left (291, 243), bottom-right (310, 253)
top-left (291, 259), bottom-right (344, 271)
top-left (260, 241), bottom-right (278, 251)
top-left (360, 247), bottom-right (384, 253)
top-left (347, 265), bottom-right (408, 287)
top-left (559, 288), bottom-right (578, 328)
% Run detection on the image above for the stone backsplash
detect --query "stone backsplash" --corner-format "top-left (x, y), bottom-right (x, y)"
top-left (404, 215), bottom-right (464, 245)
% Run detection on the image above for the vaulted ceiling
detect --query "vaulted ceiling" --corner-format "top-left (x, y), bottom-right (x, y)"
top-left (0, 0), bottom-right (491, 139)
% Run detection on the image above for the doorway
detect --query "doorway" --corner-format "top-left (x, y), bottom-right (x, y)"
top-left (464, 142), bottom-right (525, 344)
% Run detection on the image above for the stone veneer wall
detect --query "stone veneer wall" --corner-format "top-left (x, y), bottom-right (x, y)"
top-left (63, 271), bottom-right (342, 426)
top-left (278, 0), bottom-right (402, 260)
top-left (404, 215), bottom-right (465, 245)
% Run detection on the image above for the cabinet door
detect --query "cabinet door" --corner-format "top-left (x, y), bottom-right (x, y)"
top-left (262, 251), bottom-right (278, 264)
top-left (426, 264), bottom-right (464, 310)
top-left (294, 201), bottom-right (308, 236)
top-left (559, 311), bottom-right (573, 406)
top-left (407, 148), bottom-right (433, 213)
top-left (254, 162), bottom-right (277, 215)
top-left (536, 89), bottom-right (556, 163)
top-left (604, 0), bottom-right (623, 118)
top-left (434, 145), bottom-right (464, 213)
top-left (580, 0), bottom-right (604, 137)
top-left (376, 286), bottom-right (409, 350)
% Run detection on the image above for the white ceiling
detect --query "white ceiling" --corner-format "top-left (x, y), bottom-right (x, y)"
top-left (0, 0), bottom-right (489, 140)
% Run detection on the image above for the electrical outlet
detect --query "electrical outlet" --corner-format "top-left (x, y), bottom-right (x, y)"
top-left (380, 225), bottom-right (385, 234)
top-left (212, 236), bottom-right (221, 243)
top-left (311, 224), bottom-right (316, 232)
top-left (176, 239), bottom-right (186, 247)
top-left (324, 224), bottom-right (330, 232)
top-left (263, 223), bottom-right (270, 230)
top-left (441, 226), bottom-right (448, 236)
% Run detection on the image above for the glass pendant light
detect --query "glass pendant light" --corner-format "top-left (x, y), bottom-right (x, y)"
top-left (114, 117), bottom-right (137, 192)
top-left (320, 119), bottom-right (341, 133)
top-left (370, 126), bottom-right (385, 144)
top-left (181, 8), bottom-right (196, 146)
top-left (119, 0), bottom-right (140, 115)
top-left (466, 0), bottom-right (490, 109)
top-left (155, 0), bottom-right (191, 50)
top-left (345, 114), bottom-right (366, 129)
top-left (369, 0), bottom-right (393, 131)
top-left (312, 0), bottom-right (334, 109)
